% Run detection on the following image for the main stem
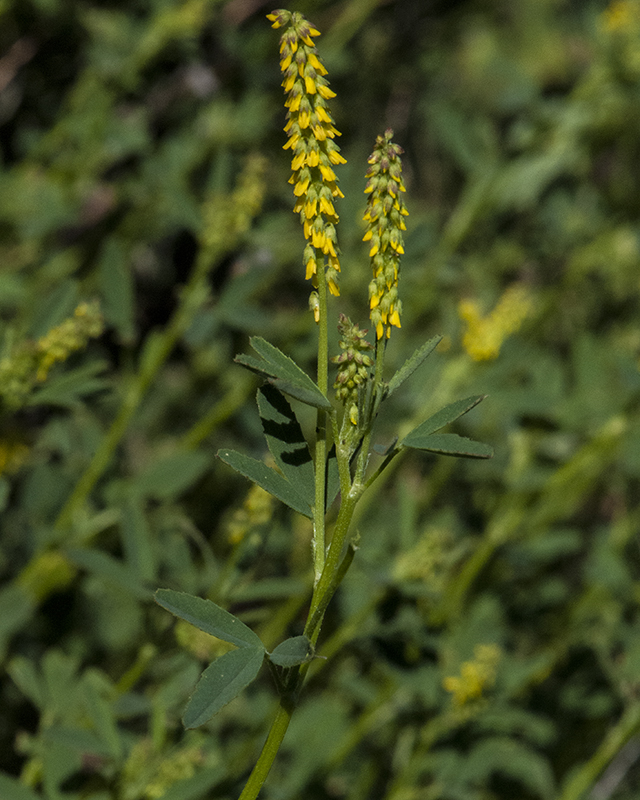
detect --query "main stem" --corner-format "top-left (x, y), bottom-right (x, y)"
top-left (236, 489), bottom-right (361, 800)
top-left (237, 270), bottom-right (368, 800)
top-left (237, 701), bottom-right (296, 800)
top-left (312, 267), bottom-right (329, 583)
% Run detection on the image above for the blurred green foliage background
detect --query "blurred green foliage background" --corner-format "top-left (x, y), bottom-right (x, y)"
top-left (2, 0), bottom-right (640, 798)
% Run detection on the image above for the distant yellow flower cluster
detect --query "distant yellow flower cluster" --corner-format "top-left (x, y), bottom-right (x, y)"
top-left (121, 738), bottom-right (204, 800)
top-left (0, 300), bottom-right (103, 410)
top-left (17, 551), bottom-right (76, 602)
top-left (0, 438), bottom-right (29, 477)
top-left (443, 644), bottom-right (501, 706)
top-left (392, 523), bottom-right (460, 589)
top-left (267, 9), bottom-right (346, 298)
top-left (201, 154), bottom-right (267, 252)
top-left (602, 0), bottom-right (638, 32)
top-left (458, 284), bottom-right (532, 361)
top-left (35, 301), bottom-right (104, 382)
top-left (226, 482), bottom-right (274, 545)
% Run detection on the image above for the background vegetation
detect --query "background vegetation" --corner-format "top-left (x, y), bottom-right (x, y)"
top-left (1, 0), bottom-right (640, 798)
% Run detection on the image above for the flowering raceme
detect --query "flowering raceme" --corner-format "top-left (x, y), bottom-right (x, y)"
top-left (267, 9), bottom-right (346, 298)
top-left (363, 129), bottom-right (408, 340)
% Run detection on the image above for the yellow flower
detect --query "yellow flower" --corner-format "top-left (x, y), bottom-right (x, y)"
top-left (443, 644), bottom-right (502, 707)
top-left (0, 300), bottom-right (104, 410)
top-left (459, 284), bottom-right (533, 361)
top-left (35, 301), bottom-right (104, 382)
top-left (268, 9), bottom-right (346, 302)
top-left (602, 0), bottom-right (637, 31)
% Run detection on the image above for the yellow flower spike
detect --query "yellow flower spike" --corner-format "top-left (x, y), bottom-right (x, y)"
top-left (362, 129), bottom-right (408, 339)
top-left (269, 8), bottom-right (345, 301)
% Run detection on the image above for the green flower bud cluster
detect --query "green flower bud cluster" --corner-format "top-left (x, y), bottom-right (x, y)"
top-left (331, 314), bottom-right (374, 425)
top-left (363, 128), bottom-right (408, 340)
top-left (0, 300), bottom-right (103, 410)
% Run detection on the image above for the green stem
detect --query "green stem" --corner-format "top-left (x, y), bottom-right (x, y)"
top-left (557, 701), bottom-right (640, 800)
top-left (312, 266), bottom-right (329, 583)
top-left (304, 540), bottom-right (356, 644)
top-left (237, 700), bottom-right (296, 800)
top-left (353, 335), bottom-right (386, 487)
top-left (306, 485), bottom-right (360, 643)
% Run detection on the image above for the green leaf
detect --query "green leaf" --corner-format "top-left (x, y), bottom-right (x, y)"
top-left (7, 656), bottom-right (44, 710)
top-left (99, 237), bottom-right (135, 343)
top-left (132, 450), bottom-right (212, 500)
top-left (257, 385), bottom-right (315, 509)
top-left (155, 766), bottom-right (227, 800)
top-left (404, 395), bottom-right (487, 439)
top-left (119, 496), bottom-right (156, 582)
top-left (402, 432), bottom-right (493, 459)
top-left (399, 396), bottom-right (491, 458)
top-left (67, 548), bottom-right (153, 600)
top-left (464, 736), bottom-right (555, 799)
top-left (83, 669), bottom-right (124, 761)
top-left (28, 277), bottom-right (79, 338)
top-left (218, 448), bottom-right (313, 518)
top-left (235, 336), bottom-right (332, 410)
top-left (269, 636), bottom-right (314, 668)
top-left (182, 646), bottom-right (264, 728)
top-left (154, 589), bottom-right (264, 649)
top-left (0, 772), bottom-right (42, 800)
top-left (229, 577), bottom-right (308, 603)
top-left (0, 585), bottom-right (36, 663)
top-left (27, 361), bottom-right (109, 408)
top-left (386, 335), bottom-right (443, 398)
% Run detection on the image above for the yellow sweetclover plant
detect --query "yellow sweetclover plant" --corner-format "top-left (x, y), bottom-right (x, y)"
top-left (154, 10), bottom-right (493, 800)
